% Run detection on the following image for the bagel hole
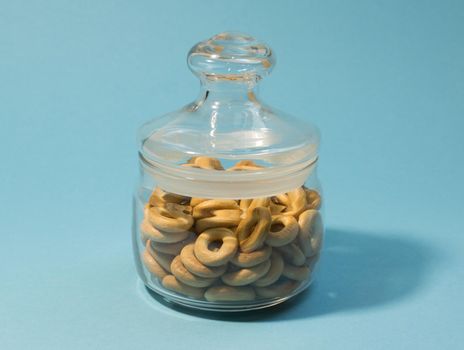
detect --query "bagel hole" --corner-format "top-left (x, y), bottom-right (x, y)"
top-left (270, 222), bottom-right (285, 233)
top-left (208, 240), bottom-right (223, 251)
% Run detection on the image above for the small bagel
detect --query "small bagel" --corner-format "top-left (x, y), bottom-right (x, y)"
top-left (236, 207), bottom-right (271, 253)
top-left (149, 187), bottom-right (189, 207)
top-left (180, 244), bottom-right (227, 278)
top-left (227, 160), bottom-right (263, 171)
top-left (304, 188), bottom-right (321, 210)
top-left (192, 199), bottom-right (239, 219)
top-left (140, 218), bottom-right (189, 243)
top-left (253, 251), bottom-right (284, 287)
top-left (183, 156), bottom-right (224, 170)
top-left (194, 228), bottom-right (238, 266)
top-left (298, 209), bottom-right (323, 257)
top-left (266, 215), bottom-right (299, 247)
top-left (276, 243), bottom-right (306, 266)
top-left (255, 280), bottom-right (298, 299)
top-left (147, 203), bottom-right (193, 233)
top-left (231, 244), bottom-right (272, 268)
top-left (204, 285), bottom-right (256, 302)
top-left (283, 187), bottom-right (307, 217)
top-left (161, 275), bottom-right (205, 299)
top-left (142, 247), bottom-right (168, 279)
top-left (170, 255), bottom-right (216, 288)
top-left (194, 209), bottom-right (242, 232)
top-left (221, 259), bottom-right (271, 286)
top-left (146, 242), bottom-right (174, 272)
top-left (150, 235), bottom-right (195, 255)
top-left (282, 263), bottom-right (311, 281)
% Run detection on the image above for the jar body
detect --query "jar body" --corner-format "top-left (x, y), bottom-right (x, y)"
top-left (132, 158), bottom-right (323, 311)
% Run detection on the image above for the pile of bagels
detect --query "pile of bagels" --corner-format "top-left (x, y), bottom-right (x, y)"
top-left (140, 157), bottom-right (323, 302)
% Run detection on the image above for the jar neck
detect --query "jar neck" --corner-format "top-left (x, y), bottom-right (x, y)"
top-left (196, 77), bottom-right (260, 106)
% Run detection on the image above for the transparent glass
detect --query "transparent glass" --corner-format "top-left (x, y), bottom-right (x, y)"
top-left (132, 32), bottom-right (323, 311)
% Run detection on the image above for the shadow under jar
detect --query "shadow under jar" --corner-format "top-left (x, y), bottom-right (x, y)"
top-left (133, 32), bottom-right (323, 312)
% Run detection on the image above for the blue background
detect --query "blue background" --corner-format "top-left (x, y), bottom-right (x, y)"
top-left (1, 0), bottom-right (463, 349)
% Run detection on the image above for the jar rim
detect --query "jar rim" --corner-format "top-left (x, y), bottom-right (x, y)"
top-left (140, 153), bottom-right (318, 199)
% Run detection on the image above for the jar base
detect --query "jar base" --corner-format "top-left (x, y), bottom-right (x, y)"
top-left (142, 278), bottom-right (313, 313)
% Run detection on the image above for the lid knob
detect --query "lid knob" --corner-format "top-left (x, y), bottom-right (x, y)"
top-left (187, 31), bottom-right (275, 81)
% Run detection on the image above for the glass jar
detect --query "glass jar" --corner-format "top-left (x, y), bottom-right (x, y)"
top-left (132, 32), bottom-right (323, 312)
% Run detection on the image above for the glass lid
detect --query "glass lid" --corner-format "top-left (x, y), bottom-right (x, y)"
top-left (138, 32), bottom-right (320, 198)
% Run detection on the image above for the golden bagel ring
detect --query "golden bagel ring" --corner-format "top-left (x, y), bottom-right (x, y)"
top-left (194, 209), bottom-right (242, 232)
top-left (255, 280), bottom-right (298, 299)
top-left (146, 242), bottom-right (174, 272)
top-left (183, 156), bottom-right (224, 170)
top-left (253, 251), bottom-right (285, 287)
top-left (304, 187), bottom-right (321, 210)
top-left (297, 209), bottom-right (323, 257)
top-left (149, 235), bottom-right (195, 255)
top-left (227, 160), bottom-right (263, 171)
top-left (194, 228), bottom-right (238, 266)
top-left (204, 285), bottom-right (256, 302)
top-left (221, 259), bottom-right (271, 286)
top-left (192, 199), bottom-right (239, 219)
top-left (147, 203), bottom-right (193, 233)
top-left (180, 244), bottom-right (227, 278)
top-left (161, 275), bottom-right (205, 299)
top-left (231, 244), bottom-right (272, 268)
top-left (266, 215), bottom-right (299, 247)
top-left (149, 187), bottom-right (190, 207)
top-left (236, 207), bottom-right (271, 253)
top-left (276, 243), bottom-right (306, 266)
top-left (170, 255), bottom-right (216, 288)
top-left (282, 263), bottom-right (311, 281)
top-left (142, 242), bottom-right (168, 279)
top-left (282, 187), bottom-right (307, 217)
top-left (140, 217), bottom-right (189, 243)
